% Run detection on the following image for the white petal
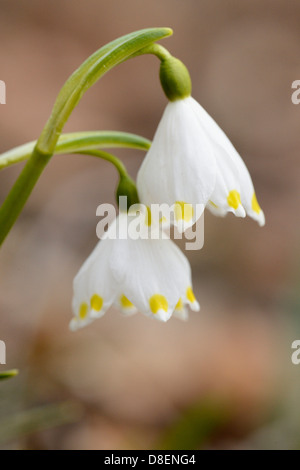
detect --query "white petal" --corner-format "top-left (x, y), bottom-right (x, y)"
top-left (71, 213), bottom-right (200, 328)
top-left (116, 293), bottom-right (138, 316)
top-left (137, 99), bottom-right (216, 230)
top-left (189, 298), bottom-right (200, 312)
top-left (208, 142), bottom-right (246, 218)
top-left (188, 96), bottom-right (243, 162)
top-left (189, 97), bottom-right (264, 224)
top-left (207, 201), bottom-right (227, 217)
top-left (185, 285), bottom-right (200, 312)
top-left (111, 229), bottom-right (192, 321)
top-left (72, 222), bottom-right (118, 328)
top-left (173, 299), bottom-right (189, 321)
top-left (233, 159), bottom-right (265, 226)
top-left (173, 310), bottom-right (189, 321)
top-left (69, 316), bottom-right (94, 332)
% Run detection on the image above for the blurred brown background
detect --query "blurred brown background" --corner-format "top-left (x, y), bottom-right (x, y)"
top-left (0, 0), bottom-right (300, 450)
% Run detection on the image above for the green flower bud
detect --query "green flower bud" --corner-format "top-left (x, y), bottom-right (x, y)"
top-left (160, 57), bottom-right (192, 101)
top-left (116, 174), bottom-right (140, 211)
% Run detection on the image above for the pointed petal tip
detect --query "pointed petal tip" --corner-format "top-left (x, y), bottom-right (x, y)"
top-left (154, 309), bottom-right (172, 322)
top-left (90, 309), bottom-right (104, 319)
top-left (234, 205), bottom-right (246, 218)
top-left (69, 315), bottom-right (94, 331)
top-left (69, 318), bottom-right (80, 332)
top-left (258, 211), bottom-right (266, 227)
top-left (190, 300), bottom-right (200, 312)
top-left (248, 209), bottom-right (265, 227)
top-left (207, 202), bottom-right (227, 218)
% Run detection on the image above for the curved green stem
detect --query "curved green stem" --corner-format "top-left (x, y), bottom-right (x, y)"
top-left (79, 150), bottom-right (139, 208)
top-left (0, 131), bottom-right (151, 170)
top-left (37, 28), bottom-right (172, 155)
top-left (130, 43), bottom-right (172, 61)
top-left (0, 28), bottom-right (172, 246)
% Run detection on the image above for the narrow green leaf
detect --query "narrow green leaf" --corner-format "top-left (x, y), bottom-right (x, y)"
top-left (157, 399), bottom-right (230, 450)
top-left (0, 131), bottom-right (151, 169)
top-left (0, 28), bottom-right (171, 246)
top-left (48, 28), bottom-right (172, 132)
top-left (0, 370), bottom-right (19, 381)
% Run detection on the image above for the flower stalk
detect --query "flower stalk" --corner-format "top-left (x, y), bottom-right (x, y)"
top-left (0, 28), bottom-right (172, 247)
top-left (0, 370), bottom-right (19, 381)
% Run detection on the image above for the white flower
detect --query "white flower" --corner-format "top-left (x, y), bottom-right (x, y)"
top-left (137, 96), bottom-right (265, 228)
top-left (189, 98), bottom-right (265, 226)
top-left (70, 212), bottom-right (199, 331)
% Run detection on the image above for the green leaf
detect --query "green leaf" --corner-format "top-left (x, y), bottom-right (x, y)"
top-left (0, 27), bottom-right (171, 246)
top-left (0, 370), bottom-right (19, 381)
top-left (0, 131), bottom-right (151, 170)
top-left (38, 27), bottom-right (172, 153)
top-left (157, 399), bottom-right (230, 450)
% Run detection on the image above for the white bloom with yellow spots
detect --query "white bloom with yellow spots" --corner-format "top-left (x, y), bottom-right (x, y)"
top-left (188, 98), bottom-right (265, 226)
top-left (137, 98), bottom-right (216, 232)
top-left (137, 96), bottom-right (265, 228)
top-left (70, 212), bottom-right (199, 331)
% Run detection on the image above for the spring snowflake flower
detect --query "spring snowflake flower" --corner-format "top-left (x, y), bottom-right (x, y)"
top-left (137, 95), bottom-right (265, 228)
top-left (70, 211), bottom-right (199, 331)
top-left (189, 98), bottom-right (265, 226)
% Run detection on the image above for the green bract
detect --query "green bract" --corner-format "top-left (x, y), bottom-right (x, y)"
top-left (116, 174), bottom-right (140, 209)
top-left (160, 57), bottom-right (192, 101)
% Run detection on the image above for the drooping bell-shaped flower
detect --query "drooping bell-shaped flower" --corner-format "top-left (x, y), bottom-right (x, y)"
top-left (188, 97), bottom-right (265, 226)
top-left (137, 57), bottom-right (265, 228)
top-left (70, 210), bottom-right (199, 331)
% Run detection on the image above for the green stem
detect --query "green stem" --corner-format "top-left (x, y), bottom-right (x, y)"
top-left (0, 131), bottom-right (151, 170)
top-left (130, 43), bottom-right (172, 61)
top-left (0, 144), bottom-right (139, 245)
top-left (37, 28), bottom-right (172, 155)
top-left (0, 148), bottom-right (51, 245)
top-left (0, 28), bottom-right (172, 246)
top-left (79, 149), bottom-right (127, 177)
top-left (78, 150), bottom-right (139, 207)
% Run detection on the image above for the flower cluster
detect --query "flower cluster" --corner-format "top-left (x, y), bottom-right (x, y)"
top-left (137, 96), bottom-right (265, 229)
top-left (70, 57), bottom-right (264, 330)
top-left (71, 211), bottom-right (199, 331)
